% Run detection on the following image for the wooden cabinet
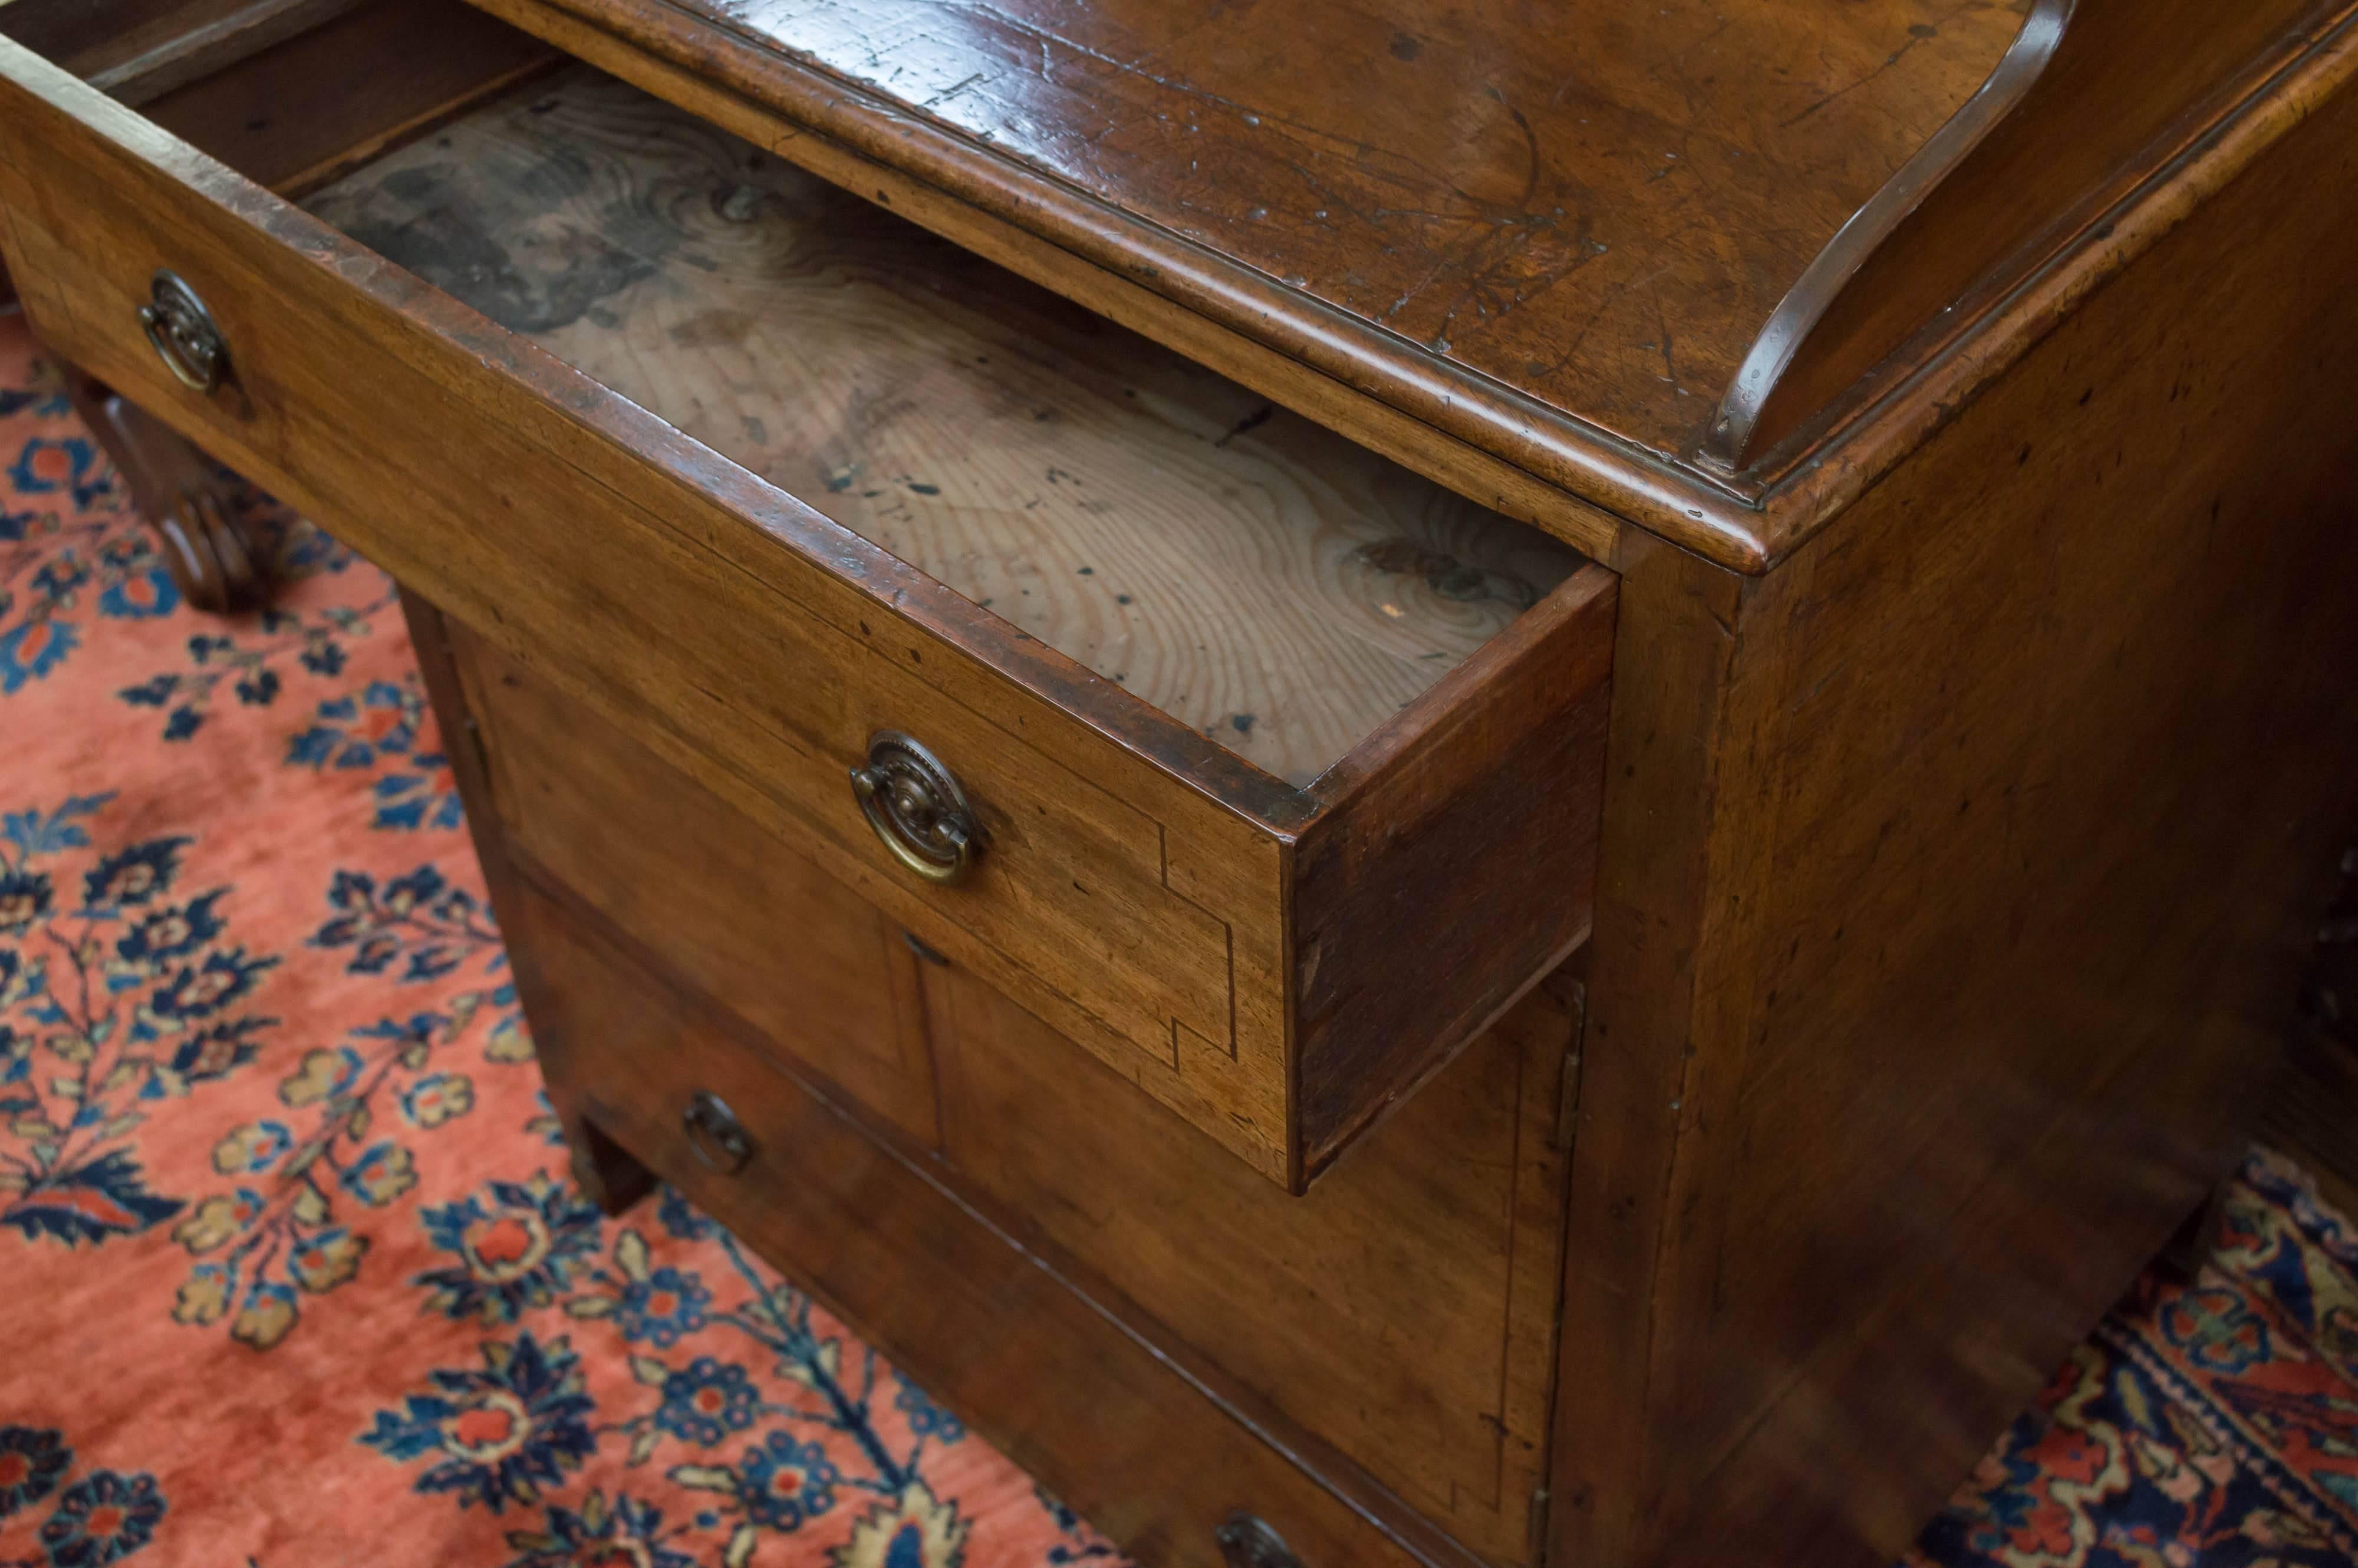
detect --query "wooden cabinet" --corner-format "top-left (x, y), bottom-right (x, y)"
top-left (2, 0), bottom-right (2354, 1563)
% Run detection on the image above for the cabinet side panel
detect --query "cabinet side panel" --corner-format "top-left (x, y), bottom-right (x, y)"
top-left (1636, 70), bottom-right (2358, 1566)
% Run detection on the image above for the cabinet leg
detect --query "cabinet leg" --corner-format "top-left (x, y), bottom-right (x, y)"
top-left (50, 358), bottom-right (267, 615)
top-left (563, 1106), bottom-right (657, 1217)
top-left (2159, 1179), bottom-right (2232, 1280)
top-left (403, 584), bottom-right (653, 1218)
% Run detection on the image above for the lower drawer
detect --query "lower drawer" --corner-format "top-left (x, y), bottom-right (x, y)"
top-left (445, 619), bottom-right (942, 1149)
top-left (503, 875), bottom-right (1463, 1568)
top-left (439, 608), bottom-right (1576, 1564)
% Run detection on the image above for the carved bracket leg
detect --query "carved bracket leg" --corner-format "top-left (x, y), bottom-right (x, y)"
top-left (50, 357), bottom-right (268, 614)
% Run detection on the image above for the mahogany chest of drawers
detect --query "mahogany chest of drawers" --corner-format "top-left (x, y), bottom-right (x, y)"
top-left (2, 0), bottom-right (2354, 1562)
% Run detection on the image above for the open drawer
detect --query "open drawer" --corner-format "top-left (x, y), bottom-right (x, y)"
top-left (0, 0), bottom-right (1616, 1189)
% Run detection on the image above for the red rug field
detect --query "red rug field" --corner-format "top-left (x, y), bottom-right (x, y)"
top-left (2, 310), bottom-right (2355, 1567)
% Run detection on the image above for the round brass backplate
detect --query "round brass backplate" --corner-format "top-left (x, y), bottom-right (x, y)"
top-left (137, 269), bottom-right (229, 394)
top-left (848, 730), bottom-right (983, 885)
top-left (681, 1089), bottom-right (754, 1175)
top-left (1214, 1514), bottom-right (1304, 1568)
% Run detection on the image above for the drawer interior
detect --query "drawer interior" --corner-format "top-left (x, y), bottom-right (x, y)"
top-left (294, 65), bottom-right (1588, 788)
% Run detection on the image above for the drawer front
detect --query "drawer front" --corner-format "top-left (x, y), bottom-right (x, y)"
top-left (0, 35), bottom-right (1296, 1178)
top-left (444, 620), bottom-right (943, 1149)
top-left (505, 877), bottom-right (1457, 1568)
top-left (921, 959), bottom-right (1578, 1564)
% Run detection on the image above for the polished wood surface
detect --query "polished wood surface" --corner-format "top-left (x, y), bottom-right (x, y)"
top-left (923, 958), bottom-right (1575, 1563)
top-left (305, 65), bottom-right (1588, 788)
top-left (498, 0), bottom-right (2019, 476)
top-left (1720, 0), bottom-right (2350, 472)
top-left (453, 0), bottom-right (1647, 566)
top-left (1765, 13), bottom-right (2358, 569)
top-left (1547, 533), bottom-right (1745, 1568)
top-left (465, 0), bottom-right (2358, 572)
top-left (495, 871), bottom-right (1520, 1568)
top-left (434, 620), bottom-right (1579, 1560)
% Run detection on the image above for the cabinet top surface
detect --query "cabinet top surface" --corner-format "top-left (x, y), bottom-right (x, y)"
top-left (587, 0), bottom-right (2025, 470)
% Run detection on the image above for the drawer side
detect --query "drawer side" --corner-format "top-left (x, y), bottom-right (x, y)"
top-left (1295, 566), bottom-right (1616, 1177)
top-left (0, 19), bottom-right (1619, 1194)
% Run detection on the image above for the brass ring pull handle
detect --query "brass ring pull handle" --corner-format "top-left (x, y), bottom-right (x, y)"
top-left (681, 1090), bottom-right (753, 1175)
top-left (849, 731), bottom-right (983, 885)
top-left (1215, 1515), bottom-right (1304, 1568)
top-left (137, 271), bottom-right (229, 393)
